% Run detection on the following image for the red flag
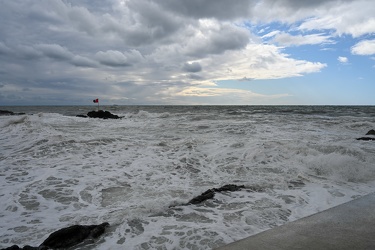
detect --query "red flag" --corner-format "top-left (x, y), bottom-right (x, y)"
top-left (93, 98), bottom-right (99, 103)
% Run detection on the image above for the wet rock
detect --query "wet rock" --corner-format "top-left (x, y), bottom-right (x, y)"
top-left (215, 184), bottom-right (245, 192)
top-left (0, 110), bottom-right (26, 116)
top-left (288, 180), bottom-right (305, 189)
top-left (1, 245), bottom-right (19, 250)
top-left (86, 110), bottom-right (121, 119)
top-left (188, 189), bottom-right (215, 204)
top-left (23, 247), bottom-right (38, 250)
top-left (0, 110), bottom-right (13, 116)
top-left (356, 129), bottom-right (375, 141)
top-left (76, 114), bottom-right (87, 118)
top-left (1, 222), bottom-right (110, 250)
top-left (357, 137), bottom-right (375, 141)
top-left (39, 222), bottom-right (110, 249)
top-left (0, 245), bottom-right (38, 250)
top-left (187, 184), bottom-right (246, 205)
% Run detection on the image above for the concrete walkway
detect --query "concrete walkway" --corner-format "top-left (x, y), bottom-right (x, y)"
top-left (216, 193), bottom-right (375, 250)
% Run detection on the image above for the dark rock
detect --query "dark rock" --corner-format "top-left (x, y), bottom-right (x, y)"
top-left (86, 110), bottom-right (121, 119)
top-left (357, 137), bottom-right (375, 141)
top-left (356, 130), bottom-right (375, 141)
top-left (0, 245), bottom-right (38, 250)
top-left (76, 114), bottom-right (87, 118)
top-left (0, 110), bottom-right (26, 116)
top-left (22, 247), bottom-right (39, 250)
top-left (0, 110), bottom-right (14, 116)
top-left (39, 222), bottom-right (110, 249)
top-left (1, 245), bottom-right (20, 250)
top-left (0, 223), bottom-right (109, 250)
top-left (188, 189), bottom-right (215, 204)
top-left (214, 184), bottom-right (245, 192)
top-left (187, 184), bottom-right (246, 205)
top-left (288, 180), bottom-right (305, 188)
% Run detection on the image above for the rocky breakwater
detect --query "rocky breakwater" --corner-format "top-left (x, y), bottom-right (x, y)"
top-left (357, 129), bottom-right (375, 141)
top-left (186, 184), bottom-right (247, 205)
top-left (77, 110), bottom-right (121, 119)
top-left (0, 110), bottom-right (26, 116)
top-left (1, 222), bottom-right (110, 250)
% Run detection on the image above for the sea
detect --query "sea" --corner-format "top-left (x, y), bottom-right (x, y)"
top-left (1, 105), bottom-right (375, 249)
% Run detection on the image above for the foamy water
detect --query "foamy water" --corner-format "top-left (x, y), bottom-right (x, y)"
top-left (1, 106), bottom-right (375, 249)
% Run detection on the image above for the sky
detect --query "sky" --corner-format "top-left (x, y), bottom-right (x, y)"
top-left (0, 0), bottom-right (374, 106)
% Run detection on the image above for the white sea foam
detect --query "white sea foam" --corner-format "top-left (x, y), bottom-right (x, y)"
top-left (0, 106), bottom-right (375, 249)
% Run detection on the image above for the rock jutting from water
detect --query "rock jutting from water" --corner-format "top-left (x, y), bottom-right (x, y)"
top-left (0, 223), bottom-right (110, 250)
top-left (357, 129), bottom-right (375, 141)
top-left (76, 110), bottom-right (121, 119)
top-left (187, 184), bottom-right (246, 205)
top-left (0, 110), bottom-right (26, 116)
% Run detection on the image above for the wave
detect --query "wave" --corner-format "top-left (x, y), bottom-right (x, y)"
top-left (125, 110), bottom-right (171, 119)
top-left (1, 115), bottom-right (28, 128)
top-left (1, 106), bottom-right (375, 249)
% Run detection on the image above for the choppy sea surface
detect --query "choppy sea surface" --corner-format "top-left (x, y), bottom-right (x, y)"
top-left (1, 105), bottom-right (375, 249)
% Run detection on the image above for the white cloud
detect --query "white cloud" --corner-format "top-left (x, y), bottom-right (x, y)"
top-left (243, 0), bottom-right (375, 39)
top-left (338, 56), bottom-right (348, 63)
top-left (262, 30), bottom-right (281, 39)
top-left (297, 0), bottom-right (375, 38)
top-left (272, 32), bottom-right (334, 46)
top-left (204, 44), bottom-right (326, 80)
top-left (0, 0), bottom-right (373, 105)
top-left (351, 39), bottom-right (375, 56)
top-left (170, 86), bottom-right (291, 105)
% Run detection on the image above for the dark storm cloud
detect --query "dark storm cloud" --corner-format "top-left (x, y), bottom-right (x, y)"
top-left (0, 43), bottom-right (12, 56)
top-left (183, 62), bottom-right (202, 73)
top-left (72, 55), bottom-right (98, 67)
top-left (16, 45), bottom-right (43, 60)
top-left (185, 24), bottom-right (250, 57)
top-left (1, 42), bottom-right (96, 68)
top-left (102, 2), bottom-right (185, 48)
top-left (126, 1), bottom-right (182, 35)
top-left (1, 0), bottom-right (371, 105)
top-left (112, 80), bottom-right (193, 105)
top-left (154, 0), bottom-right (253, 20)
top-left (265, 0), bottom-right (353, 8)
top-left (36, 44), bottom-right (74, 61)
top-left (95, 51), bottom-right (132, 67)
top-left (187, 74), bottom-right (204, 80)
top-left (95, 50), bottom-right (143, 67)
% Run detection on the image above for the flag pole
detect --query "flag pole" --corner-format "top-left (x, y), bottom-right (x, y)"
top-left (93, 98), bottom-right (99, 111)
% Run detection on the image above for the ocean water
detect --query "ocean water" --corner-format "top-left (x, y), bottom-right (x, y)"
top-left (1, 105), bottom-right (375, 249)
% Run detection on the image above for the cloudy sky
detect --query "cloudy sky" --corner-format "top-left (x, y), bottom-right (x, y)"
top-left (0, 0), bottom-right (374, 105)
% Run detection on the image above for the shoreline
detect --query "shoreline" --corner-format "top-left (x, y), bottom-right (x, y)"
top-left (216, 193), bottom-right (375, 250)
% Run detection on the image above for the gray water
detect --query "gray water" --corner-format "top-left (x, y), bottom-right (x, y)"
top-left (1, 105), bottom-right (374, 249)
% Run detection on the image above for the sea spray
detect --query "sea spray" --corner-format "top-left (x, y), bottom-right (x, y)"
top-left (1, 106), bottom-right (374, 249)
